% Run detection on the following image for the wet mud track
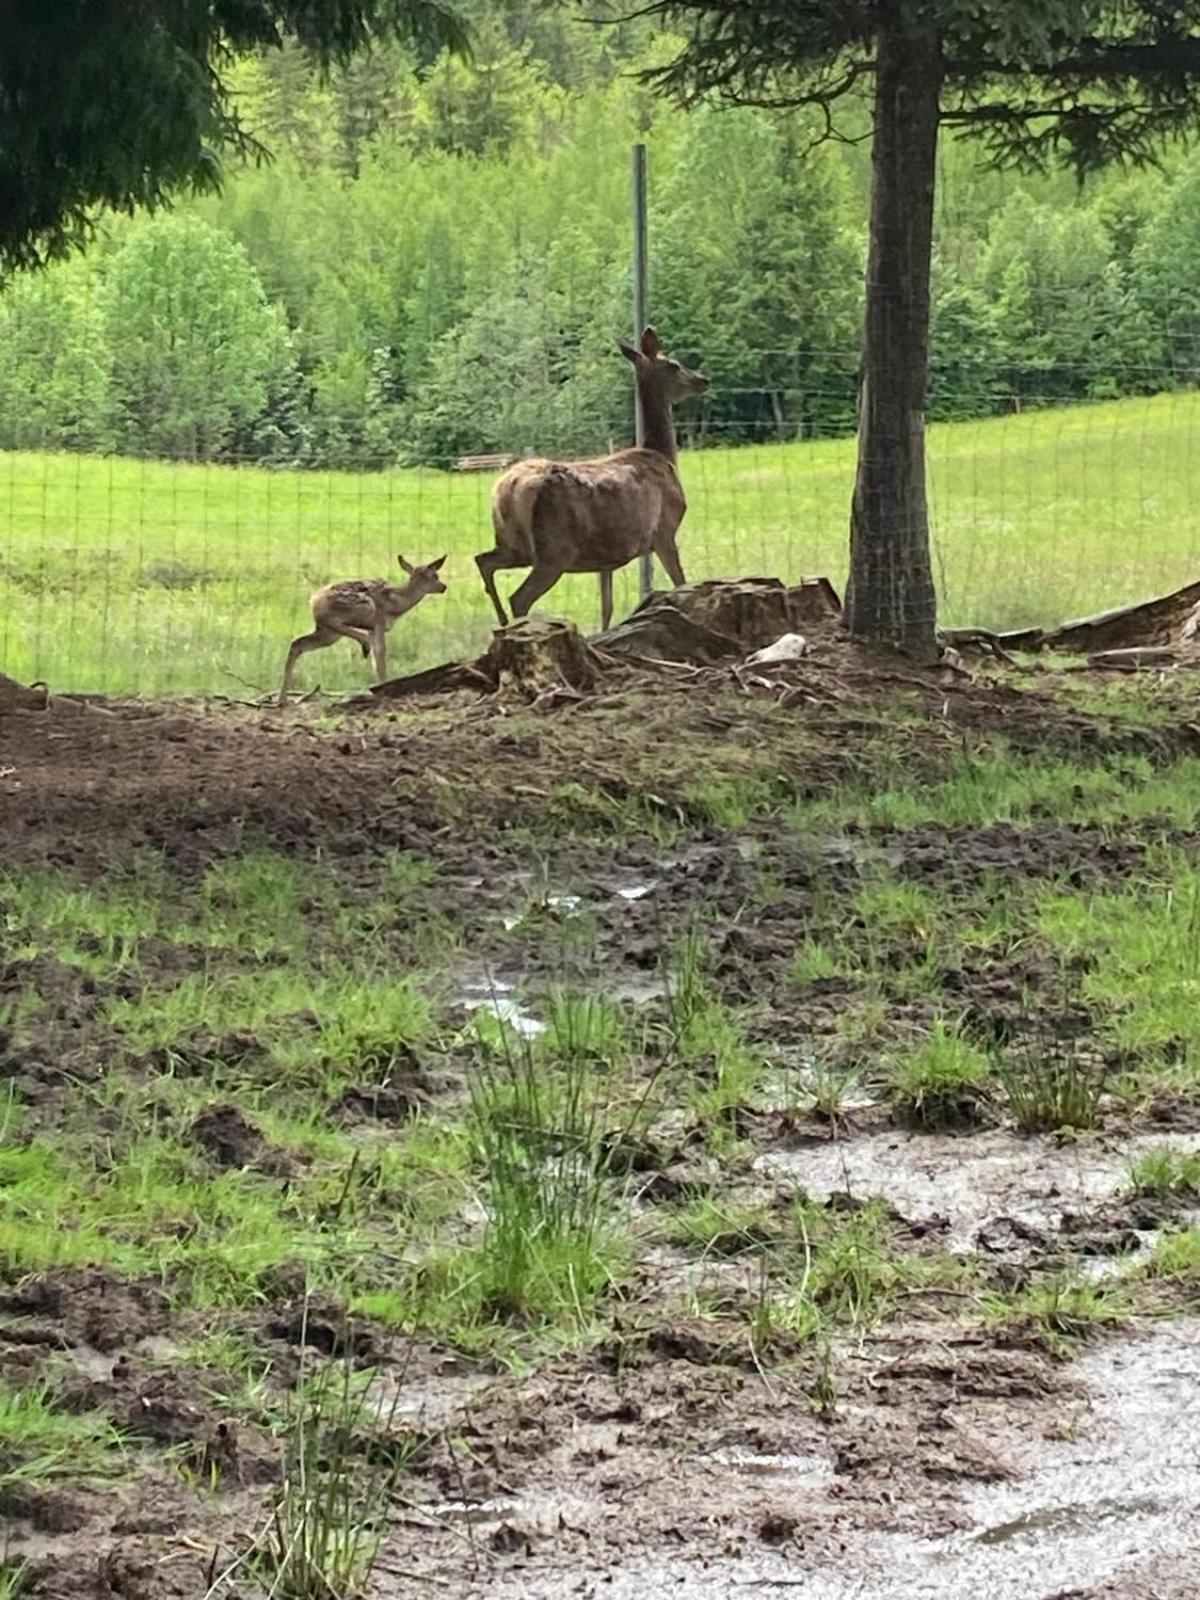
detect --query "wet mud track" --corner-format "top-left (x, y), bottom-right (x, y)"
top-left (376, 1320), bottom-right (1200, 1600)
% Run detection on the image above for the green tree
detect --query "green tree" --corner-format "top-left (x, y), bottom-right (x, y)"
top-left (411, 23), bottom-right (545, 155)
top-left (1130, 154), bottom-right (1200, 388)
top-left (100, 214), bottom-right (297, 461)
top-left (611, 0), bottom-right (1200, 657)
top-left (652, 105), bottom-right (861, 442)
top-left (982, 195), bottom-right (1131, 402)
top-left (402, 266), bottom-right (626, 464)
top-left (0, 0), bottom-right (468, 272)
top-left (0, 260), bottom-right (112, 451)
top-left (928, 277), bottom-right (1004, 421)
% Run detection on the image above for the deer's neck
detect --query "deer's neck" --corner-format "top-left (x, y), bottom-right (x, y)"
top-left (385, 579), bottom-right (423, 617)
top-left (638, 380), bottom-right (677, 463)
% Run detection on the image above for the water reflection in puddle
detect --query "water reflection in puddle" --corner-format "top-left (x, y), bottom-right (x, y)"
top-left (975, 1492), bottom-right (1167, 1546)
top-left (422, 1498), bottom-right (519, 1527)
top-left (366, 1370), bottom-right (493, 1428)
top-left (459, 979), bottom-right (545, 1038)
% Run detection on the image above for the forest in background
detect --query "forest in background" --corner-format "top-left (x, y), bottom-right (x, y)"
top-left (2, 1), bottom-right (1199, 471)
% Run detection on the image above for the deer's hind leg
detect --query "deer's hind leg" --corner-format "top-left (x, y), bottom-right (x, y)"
top-left (280, 625), bottom-right (339, 704)
top-left (477, 548), bottom-right (520, 627)
top-left (325, 621), bottom-right (373, 666)
top-left (599, 570), bottom-right (614, 633)
top-left (508, 565), bottom-right (564, 622)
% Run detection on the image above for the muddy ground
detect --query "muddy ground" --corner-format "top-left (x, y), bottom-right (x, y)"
top-left (3, 656), bottom-right (1200, 1598)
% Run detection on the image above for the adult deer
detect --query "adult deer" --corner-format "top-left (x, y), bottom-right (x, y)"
top-left (476, 327), bottom-right (708, 632)
top-left (279, 555), bottom-right (447, 704)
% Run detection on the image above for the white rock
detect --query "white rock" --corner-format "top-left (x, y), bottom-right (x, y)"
top-left (744, 632), bottom-right (808, 665)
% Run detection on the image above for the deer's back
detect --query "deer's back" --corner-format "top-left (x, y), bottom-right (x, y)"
top-left (311, 579), bottom-right (384, 629)
top-left (492, 450), bottom-right (683, 570)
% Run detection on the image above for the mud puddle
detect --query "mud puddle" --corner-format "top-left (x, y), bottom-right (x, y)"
top-left (382, 1321), bottom-right (1200, 1600)
top-left (927, 1319), bottom-right (1200, 1599)
top-left (756, 1127), bottom-right (1200, 1252)
top-left (453, 957), bottom-right (665, 1028)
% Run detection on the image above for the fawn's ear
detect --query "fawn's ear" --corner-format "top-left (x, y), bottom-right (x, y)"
top-left (640, 326), bottom-right (662, 359)
top-left (397, 555), bottom-right (415, 574)
top-left (430, 555), bottom-right (447, 572)
top-left (617, 338), bottom-right (642, 365)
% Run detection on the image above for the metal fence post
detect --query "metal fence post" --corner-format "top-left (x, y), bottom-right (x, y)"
top-left (632, 142), bottom-right (652, 604)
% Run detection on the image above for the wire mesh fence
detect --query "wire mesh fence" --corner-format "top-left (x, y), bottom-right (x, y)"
top-left (2, 375), bottom-right (1200, 697)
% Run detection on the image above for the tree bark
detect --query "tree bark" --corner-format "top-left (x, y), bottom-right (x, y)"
top-left (843, 21), bottom-right (943, 659)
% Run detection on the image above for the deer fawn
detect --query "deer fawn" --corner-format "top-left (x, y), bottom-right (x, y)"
top-left (279, 555), bottom-right (447, 704)
top-left (476, 327), bottom-right (708, 632)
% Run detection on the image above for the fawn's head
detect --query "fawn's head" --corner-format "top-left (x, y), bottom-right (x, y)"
top-left (618, 326), bottom-right (709, 403)
top-left (398, 554), bottom-right (448, 596)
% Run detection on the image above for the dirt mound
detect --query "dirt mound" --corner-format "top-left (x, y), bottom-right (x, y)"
top-left (4, 640), bottom-right (1199, 881)
top-left (262, 1290), bottom-right (379, 1361)
top-left (27, 1541), bottom-right (210, 1600)
top-left (0, 1268), bottom-right (170, 1353)
top-left (334, 1076), bottom-right (427, 1122)
top-left (186, 1101), bottom-right (293, 1176)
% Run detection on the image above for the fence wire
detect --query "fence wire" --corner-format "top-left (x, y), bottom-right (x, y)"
top-left (1, 373), bottom-right (1199, 696)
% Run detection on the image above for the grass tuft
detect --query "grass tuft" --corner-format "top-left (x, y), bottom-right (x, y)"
top-left (984, 1273), bottom-right (1125, 1347)
top-left (888, 1022), bottom-right (989, 1129)
top-left (1128, 1146), bottom-right (1200, 1199)
top-left (226, 1306), bottom-right (418, 1600)
top-left (994, 1036), bottom-right (1105, 1133)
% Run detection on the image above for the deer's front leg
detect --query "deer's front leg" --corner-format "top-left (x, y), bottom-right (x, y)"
top-left (371, 620), bottom-right (388, 683)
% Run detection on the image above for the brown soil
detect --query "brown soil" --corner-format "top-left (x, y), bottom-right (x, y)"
top-left (4, 650), bottom-right (1197, 877)
top-left (4, 670), bottom-right (1200, 1598)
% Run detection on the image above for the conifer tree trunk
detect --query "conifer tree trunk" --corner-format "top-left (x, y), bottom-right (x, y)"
top-left (844, 21), bottom-right (942, 659)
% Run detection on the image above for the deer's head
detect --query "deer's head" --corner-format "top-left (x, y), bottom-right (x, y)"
top-left (618, 326), bottom-right (709, 403)
top-left (398, 554), bottom-right (448, 596)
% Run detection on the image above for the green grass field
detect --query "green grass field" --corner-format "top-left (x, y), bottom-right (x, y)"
top-left (3, 391), bottom-right (1200, 695)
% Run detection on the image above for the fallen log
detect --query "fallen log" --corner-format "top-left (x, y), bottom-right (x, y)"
top-left (0, 673), bottom-right (49, 711)
top-left (369, 658), bottom-right (494, 698)
top-left (989, 579), bottom-right (1200, 656)
top-left (1086, 646), bottom-right (1193, 671)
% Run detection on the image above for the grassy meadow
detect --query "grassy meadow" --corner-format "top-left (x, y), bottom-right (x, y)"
top-left (3, 390), bottom-right (1200, 695)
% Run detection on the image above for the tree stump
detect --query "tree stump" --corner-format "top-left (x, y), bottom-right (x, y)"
top-left (372, 616), bottom-right (607, 701)
top-left (597, 577), bottom-right (842, 663)
top-left (486, 616), bottom-right (606, 697)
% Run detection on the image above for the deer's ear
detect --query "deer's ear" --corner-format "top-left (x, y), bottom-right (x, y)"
top-left (430, 555), bottom-right (447, 572)
top-left (397, 555), bottom-right (415, 574)
top-left (617, 338), bottom-right (642, 365)
top-left (640, 326), bottom-right (662, 358)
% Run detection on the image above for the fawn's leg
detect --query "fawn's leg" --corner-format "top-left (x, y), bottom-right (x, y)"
top-left (322, 622), bottom-right (373, 665)
top-left (599, 570), bottom-right (614, 633)
top-left (509, 565), bottom-right (564, 620)
top-left (371, 620), bottom-right (389, 684)
top-left (279, 626), bottom-right (337, 704)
